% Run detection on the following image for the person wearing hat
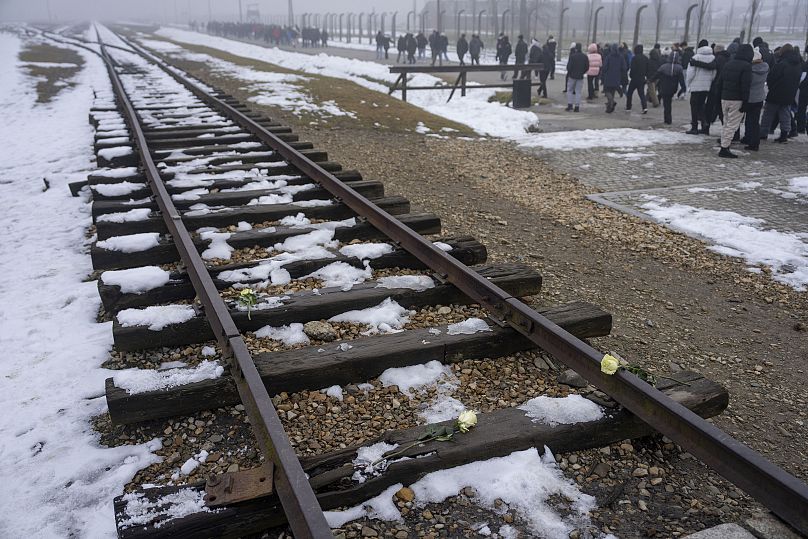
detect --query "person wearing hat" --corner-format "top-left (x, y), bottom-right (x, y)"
top-left (546, 36), bottom-right (557, 79)
top-left (716, 43), bottom-right (753, 157)
top-left (759, 43), bottom-right (802, 143)
top-left (741, 47), bottom-right (769, 150)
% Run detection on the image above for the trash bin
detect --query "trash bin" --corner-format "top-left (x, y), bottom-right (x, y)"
top-left (512, 78), bottom-right (532, 109)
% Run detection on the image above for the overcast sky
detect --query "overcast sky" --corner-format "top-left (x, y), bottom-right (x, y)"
top-left (0, 0), bottom-right (420, 22)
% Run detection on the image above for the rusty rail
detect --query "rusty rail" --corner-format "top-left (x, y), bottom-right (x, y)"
top-left (114, 31), bottom-right (808, 535)
top-left (94, 28), bottom-right (333, 539)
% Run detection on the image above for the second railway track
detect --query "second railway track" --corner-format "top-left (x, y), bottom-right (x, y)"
top-left (56, 24), bottom-right (808, 538)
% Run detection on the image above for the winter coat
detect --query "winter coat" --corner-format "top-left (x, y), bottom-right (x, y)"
top-left (586, 44), bottom-right (602, 76)
top-left (727, 38), bottom-right (741, 58)
top-left (457, 37), bottom-right (469, 56)
top-left (719, 44), bottom-right (753, 101)
top-left (529, 43), bottom-right (542, 64)
top-left (469, 36), bottom-right (483, 56)
top-left (748, 61), bottom-right (769, 103)
top-left (439, 35), bottom-right (449, 53)
top-left (652, 51), bottom-right (686, 96)
top-left (601, 48), bottom-right (627, 88)
top-left (648, 48), bottom-right (662, 74)
top-left (629, 47), bottom-right (649, 82)
top-left (766, 50), bottom-right (803, 105)
top-left (406, 35), bottom-right (417, 54)
top-left (566, 50), bottom-right (590, 79)
top-left (416, 33), bottom-right (427, 49)
top-left (686, 46), bottom-right (716, 92)
top-left (397, 36), bottom-right (406, 52)
top-left (498, 40), bottom-right (512, 62)
top-left (681, 46), bottom-right (695, 68)
top-left (546, 39), bottom-right (557, 58)
top-left (541, 46), bottom-right (555, 73)
top-left (515, 40), bottom-right (528, 63)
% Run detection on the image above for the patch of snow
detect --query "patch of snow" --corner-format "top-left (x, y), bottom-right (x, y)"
top-left (201, 345), bottom-right (216, 356)
top-left (641, 197), bottom-right (808, 290)
top-left (323, 484), bottom-right (403, 528)
top-left (97, 208), bottom-right (152, 223)
top-left (98, 145), bottom-right (133, 160)
top-left (100, 266), bottom-right (170, 293)
top-left (305, 261), bottom-right (372, 290)
top-left (351, 441), bottom-right (400, 483)
top-left (292, 199), bottom-right (333, 208)
top-left (114, 360), bottom-right (224, 394)
top-left (420, 395), bottom-right (467, 423)
top-left (518, 128), bottom-right (703, 151)
top-left (328, 297), bottom-right (411, 335)
top-left (379, 360), bottom-right (455, 397)
top-left (254, 323), bottom-right (310, 346)
top-left (518, 394), bottom-right (604, 426)
top-left (323, 385), bottom-right (344, 401)
top-left (433, 241), bottom-right (453, 251)
top-left (376, 275), bottom-right (435, 292)
top-left (339, 242), bottom-right (393, 260)
top-left (118, 490), bottom-right (209, 529)
top-left (117, 304), bottom-right (196, 331)
top-left (92, 180), bottom-right (145, 197)
top-left (200, 230), bottom-right (233, 260)
top-left (446, 317), bottom-right (492, 335)
top-left (97, 232), bottom-right (160, 252)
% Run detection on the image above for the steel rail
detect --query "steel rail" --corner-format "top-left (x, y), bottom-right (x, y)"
top-left (117, 32), bottom-right (808, 535)
top-left (94, 28), bottom-right (333, 539)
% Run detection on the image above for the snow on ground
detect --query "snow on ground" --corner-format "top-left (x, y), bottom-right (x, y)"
top-left (378, 360), bottom-right (456, 396)
top-left (519, 128), bottom-right (703, 151)
top-left (641, 195), bottom-right (808, 290)
top-left (325, 448), bottom-right (596, 539)
top-left (155, 27), bottom-right (540, 138)
top-left (518, 394), bottom-right (605, 426)
top-left (135, 36), bottom-right (356, 119)
top-left (0, 29), bottom-right (161, 538)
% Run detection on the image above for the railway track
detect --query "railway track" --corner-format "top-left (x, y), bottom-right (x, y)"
top-left (59, 25), bottom-right (807, 538)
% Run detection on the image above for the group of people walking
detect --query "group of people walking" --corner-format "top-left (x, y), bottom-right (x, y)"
top-left (205, 21), bottom-right (328, 48)
top-left (563, 36), bottom-right (807, 157)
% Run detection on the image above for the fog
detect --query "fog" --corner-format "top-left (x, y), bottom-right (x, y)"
top-left (0, 0), bottom-right (412, 23)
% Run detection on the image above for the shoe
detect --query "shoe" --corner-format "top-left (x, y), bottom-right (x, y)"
top-left (774, 136), bottom-right (789, 143)
top-left (642, 109), bottom-right (648, 114)
top-left (686, 128), bottom-right (700, 135)
top-left (626, 106), bottom-right (632, 111)
top-left (788, 131), bottom-right (798, 138)
top-left (574, 106), bottom-right (580, 112)
top-left (700, 126), bottom-right (710, 135)
top-left (718, 147), bottom-right (737, 158)
top-left (744, 145), bottom-right (758, 151)
top-left (566, 104), bottom-right (573, 111)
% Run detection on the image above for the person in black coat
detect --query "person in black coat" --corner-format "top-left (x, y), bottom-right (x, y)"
top-left (626, 44), bottom-right (649, 112)
top-left (752, 37), bottom-right (775, 67)
top-left (565, 43), bottom-right (590, 111)
top-left (416, 32), bottom-right (428, 59)
top-left (546, 36), bottom-right (557, 78)
top-left (759, 44), bottom-right (803, 142)
top-left (646, 45), bottom-right (662, 107)
top-left (536, 43), bottom-right (553, 98)
top-left (602, 44), bottom-right (627, 113)
top-left (717, 43), bottom-right (753, 157)
top-left (405, 33), bottom-right (417, 64)
top-left (396, 35), bottom-right (406, 63)
top-left (514, 35), bottom-right (529, 78)
top-left (457, 34), bottom-right (469, 65)
top-left (796, 59), bottom-right (808, 135)
top-left (498, 36), bottom-right (512, 80)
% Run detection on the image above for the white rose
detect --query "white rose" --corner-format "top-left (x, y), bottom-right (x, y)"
top-left (456, 410), bottom-right (478, 433)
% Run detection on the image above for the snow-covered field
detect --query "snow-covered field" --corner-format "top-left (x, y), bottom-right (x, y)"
top-left (0, 30), bottom-right (161, 537)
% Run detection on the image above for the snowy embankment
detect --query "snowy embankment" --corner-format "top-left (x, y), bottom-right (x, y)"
top-left (156, 27), bottom-right (540, 138)
top-left (0, 30), bottom-right (160, 537)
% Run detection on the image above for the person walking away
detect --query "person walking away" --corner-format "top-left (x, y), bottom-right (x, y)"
top-left (646, 45), bottom-right (662, 107)
top-left (383, 34), bottom-right (391, 60)
top-left (440, 33), bottom-right (450, 61)
top-left (566, 42), bottom-right (589, 111)
top-left (716, 43), bottom-right (753, 157)
top-left (759, 43), bottom-right (802, 143)
top-left (406, 33), bottom-right (417, 64)
top-left (429, 30), bottom-right (442, 66)
top-left (499, 36), bottom-right (512, 80)
top-left (626, 44), bottom-right (649, 112)
top-left (515, 35), bottom-right (529, 78)
top-left (546, 36), bottom-right (557, 79)
top-left (586, 43), bottom-right (602, 99)
top-left (742, 47), bottom-right (769, 150)
top-left (650, 50), bottom-right (686, 124)
top-left (397, 34), bottom-right (406, 63)
top-left (416, 31), bottom-right (428, 59)
top-left (685, 42), bottom-right (716, 134)
top-left (376, 31), bottom-right (384, 60)
top-left (602, 44), bottom-right (627, 113)
top-left (457, 34), bottom-right (469, 65)
top-left (537, 43), bottom-right (553, 98)
top-left (321, 29), bottom-right (328, 47)
top-left (469, 34), bottom-right (484, 65)
top-left (704, 44), bottom-right (730, 125)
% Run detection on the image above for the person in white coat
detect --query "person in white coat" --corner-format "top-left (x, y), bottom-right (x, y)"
top-left (686, 43), bottom-right (716, 134)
